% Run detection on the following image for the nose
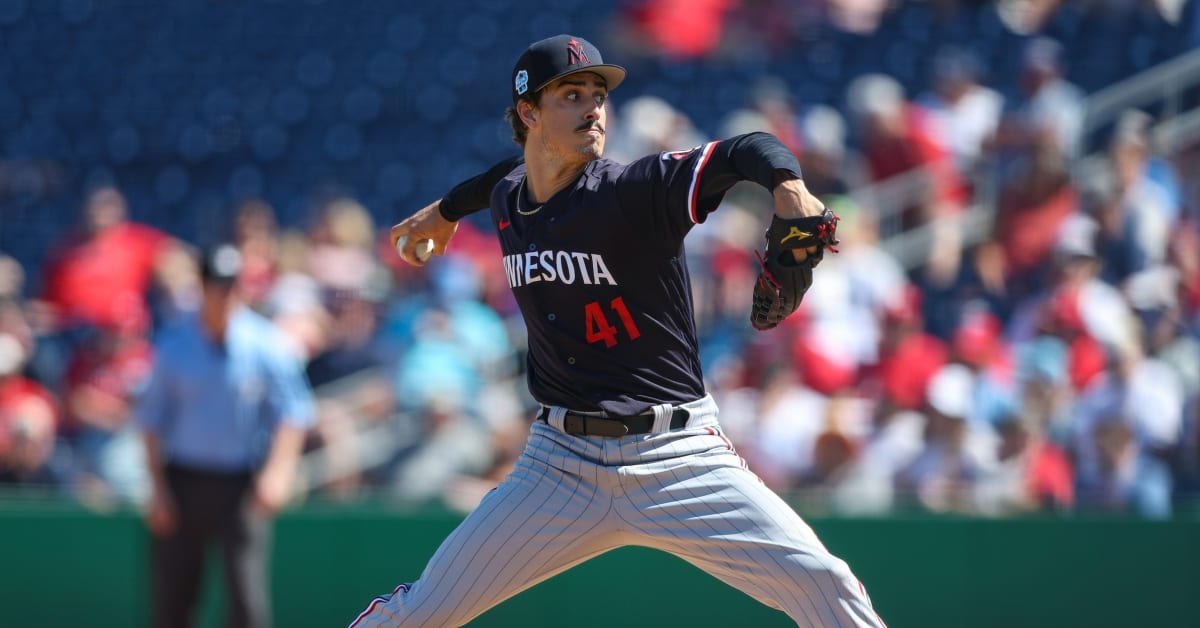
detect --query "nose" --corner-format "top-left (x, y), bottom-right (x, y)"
top-left (584, 106), bottom-right (599, 122)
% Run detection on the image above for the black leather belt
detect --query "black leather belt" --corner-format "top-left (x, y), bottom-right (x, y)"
top-left (537, 407), bottom-right (690, 437)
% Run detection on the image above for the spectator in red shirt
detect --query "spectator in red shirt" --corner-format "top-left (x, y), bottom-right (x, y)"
top-left (846, 74), bottom-right (968, 228)
top-left (845, 74), bottom-right (968, 284)
top-left (992, 135), bottom-right (1079, 290)
top-left (41, 185), bottom-right (183, 332)
top-left (870, 285), bottom-right (948, 416)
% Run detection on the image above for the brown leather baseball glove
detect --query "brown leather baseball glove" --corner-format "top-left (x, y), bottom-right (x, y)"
top-left (750, 209), bottom-right (839, 331)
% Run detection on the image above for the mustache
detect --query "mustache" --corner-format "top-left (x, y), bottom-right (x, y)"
top-left (576, 121), bottom-right (605, 133)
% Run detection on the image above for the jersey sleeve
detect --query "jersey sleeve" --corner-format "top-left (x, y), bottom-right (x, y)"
top-left (438, 155), bottom-right (525, 221)
top-left (614, 132), bottom-right (802, 244)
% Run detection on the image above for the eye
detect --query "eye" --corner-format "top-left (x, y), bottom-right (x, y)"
top-left (565, 91), bottom-right (578, 101)
top-left (595, 93), bottom-right (607, 106)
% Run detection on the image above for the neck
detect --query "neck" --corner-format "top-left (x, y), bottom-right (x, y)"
top-left (200, 303), bottom-right (234, 343)
top-left (523, 150), bottom-right (590, 204)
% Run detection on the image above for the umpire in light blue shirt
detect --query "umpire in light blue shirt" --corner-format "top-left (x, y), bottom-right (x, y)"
top-left (136, 243), bottom-right (315, 628)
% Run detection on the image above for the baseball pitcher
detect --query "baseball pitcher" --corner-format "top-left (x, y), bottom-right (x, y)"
top-left (354, 34), bottom-right (882, 628)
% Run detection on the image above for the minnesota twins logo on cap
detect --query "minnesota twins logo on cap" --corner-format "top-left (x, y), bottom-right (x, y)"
top-left (515, 70), bottom-right (529, 95)
top-left (566, 38), bottom-right (590, 65)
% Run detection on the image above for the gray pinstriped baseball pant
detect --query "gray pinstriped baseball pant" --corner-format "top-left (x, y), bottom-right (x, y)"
top-left (350, 395), bottom-right (884, 628)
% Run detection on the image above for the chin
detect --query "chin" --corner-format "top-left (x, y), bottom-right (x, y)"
top-left (578, 141), bottom-right (604, 160)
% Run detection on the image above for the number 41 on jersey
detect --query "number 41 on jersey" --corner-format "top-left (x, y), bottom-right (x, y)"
top-left (585, 296), bottom-right (641, 348)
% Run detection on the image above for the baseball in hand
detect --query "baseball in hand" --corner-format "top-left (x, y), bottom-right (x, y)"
top-left (396, 235), bottom-right (435, 262)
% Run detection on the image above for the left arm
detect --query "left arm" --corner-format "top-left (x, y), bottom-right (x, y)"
top-left (254, 340), bottom-right (317, 515)
top-left (253, 422), bottom-right (308, 515)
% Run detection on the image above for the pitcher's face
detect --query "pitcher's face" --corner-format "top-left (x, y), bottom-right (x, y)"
top-left (528, 72), bottom-right (609, 163)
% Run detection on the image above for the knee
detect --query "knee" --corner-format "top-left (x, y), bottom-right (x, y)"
top-left (773, 553), bottom-right (860, 598)
top-left (349, 584), bottom-right (409, 627)
top-left (805, 554), bottom-right (859, 589)
top-left (349, 583), bottom-right (466, 628)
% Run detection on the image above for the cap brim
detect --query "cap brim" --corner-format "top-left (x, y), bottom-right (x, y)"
top-left (534, 64), bottom-right (626, 94)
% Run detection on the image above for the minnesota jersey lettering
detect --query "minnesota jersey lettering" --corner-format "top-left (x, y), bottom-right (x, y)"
top-left (503, 250), bottom-right (617, 288)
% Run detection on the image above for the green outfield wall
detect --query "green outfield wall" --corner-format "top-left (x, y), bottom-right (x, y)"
top-left (1, 501), bottom-right (1197, 628)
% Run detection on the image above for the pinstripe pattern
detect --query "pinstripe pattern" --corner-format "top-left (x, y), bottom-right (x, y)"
top-left (350, 395), bottom-right (883, 627)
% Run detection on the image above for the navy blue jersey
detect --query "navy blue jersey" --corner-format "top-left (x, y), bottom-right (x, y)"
top-left (490, 142), bottom-right (729, 416)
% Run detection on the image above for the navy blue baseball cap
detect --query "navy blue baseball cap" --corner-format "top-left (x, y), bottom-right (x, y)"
top-left (511, 34), bottom-right (626, 104)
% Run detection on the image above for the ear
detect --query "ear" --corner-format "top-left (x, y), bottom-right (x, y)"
top-left (517, 100), bottom-right (537, 126)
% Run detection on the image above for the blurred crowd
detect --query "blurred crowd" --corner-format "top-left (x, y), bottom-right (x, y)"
top-left (1, 3), bottom-right (1198, 521)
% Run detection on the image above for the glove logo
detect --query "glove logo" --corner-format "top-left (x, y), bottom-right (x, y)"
top-left (780, 227), bottom-right (812, 244)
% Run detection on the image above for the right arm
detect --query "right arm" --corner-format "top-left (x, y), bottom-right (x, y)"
top-left (695, 133), bottom-right (826, 262)
top-left (135, 359), bottom-right (177, 536)
top-left (390, 155), bottom-right (523, 266)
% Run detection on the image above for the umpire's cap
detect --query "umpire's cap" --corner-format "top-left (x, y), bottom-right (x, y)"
top-left (511, 35), bottom-right (625, 104)
top-left (200, 243), bottom-right (242, 285)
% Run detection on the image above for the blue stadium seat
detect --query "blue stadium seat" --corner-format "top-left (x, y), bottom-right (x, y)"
top-left (297, 51), bottom-right (337, 89)
top-left (106, 125), bottom-right (141, 165)
top-left (228, 164), bottom-right (266, 201)
top-left (0, 86), bottom-right (23, 130)
top-left (0, 0), bottom-right (27, 25)
top-left (154, 165), bottom-right (191, 206)
top-left (324, 123), bottom-right (363, 161)
top-left (177, 122), bottom-right (212, 163)
top-left (273, 87), bottom-right (311, 125)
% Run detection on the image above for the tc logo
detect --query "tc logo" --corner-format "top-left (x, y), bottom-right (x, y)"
top-left (515, 70), bottom-right (529, 95)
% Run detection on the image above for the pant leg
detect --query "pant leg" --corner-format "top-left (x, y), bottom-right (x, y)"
top-left (220, 491), bottom-right (272, 628)
top-left (619, 425), bottom-right (885, 628)
top-left (150, 470), bottom-right (212, 628)
top-left (150, 527), bottom-right (206, 628)
top-left (349, 426), bottom-right (623, 628)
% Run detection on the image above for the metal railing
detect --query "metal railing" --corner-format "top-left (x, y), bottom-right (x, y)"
top-left (1082, 46), bottom-right (1200, 141)
top-left (292, 367), bottom-right (416, 496)
top-left (866, 46), bottom-right (1200, 270)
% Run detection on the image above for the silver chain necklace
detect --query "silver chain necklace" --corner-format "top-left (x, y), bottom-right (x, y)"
top-left (516, 178), bottom-right (544, 216)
